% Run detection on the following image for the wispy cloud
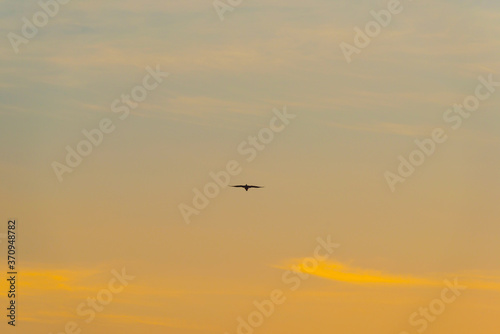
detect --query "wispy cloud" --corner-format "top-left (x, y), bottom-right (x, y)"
top-left (102, 314), bottom-right (211, 330)
top-left (0, 268), bottom-right (102, 295)
top-left (328, 121), bottom-right (431, 137)
top-left (277, 259), bottom-right (500, 290)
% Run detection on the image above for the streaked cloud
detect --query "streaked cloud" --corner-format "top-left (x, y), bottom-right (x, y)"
top-left (277, 259), bottom-right (500, 291)
top-left (328, 121), bottom-right (431, 137)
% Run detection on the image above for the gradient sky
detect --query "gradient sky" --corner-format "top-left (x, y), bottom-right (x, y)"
top-left (1, 0), bottom-right (500, 333)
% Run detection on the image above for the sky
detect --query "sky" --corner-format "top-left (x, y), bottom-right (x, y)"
top-left (0, 0), bottom-right (499, 333)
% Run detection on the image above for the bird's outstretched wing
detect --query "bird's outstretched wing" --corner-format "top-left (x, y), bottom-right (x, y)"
top-left (248, 185), bottom-right (264, 188)
top-left (230, 185), bottom-right (246, 188)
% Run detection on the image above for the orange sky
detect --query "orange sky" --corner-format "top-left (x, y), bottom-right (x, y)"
top-left (1, 0), bottom-right (500, 333)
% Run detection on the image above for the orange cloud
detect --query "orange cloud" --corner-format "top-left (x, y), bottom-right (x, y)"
top-left (278, 259), bottom-right (500, 291)
top-left (0, 268), bottom-right (104, 295)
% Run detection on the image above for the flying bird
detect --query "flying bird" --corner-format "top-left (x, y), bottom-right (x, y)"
top-left (230, 184), bottom-right (264, 191)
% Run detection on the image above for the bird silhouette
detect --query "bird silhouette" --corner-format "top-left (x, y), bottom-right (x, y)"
top-left (230, 184), bottom-right (264, 191)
